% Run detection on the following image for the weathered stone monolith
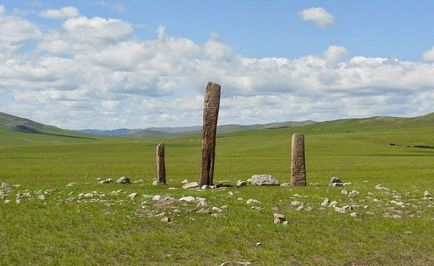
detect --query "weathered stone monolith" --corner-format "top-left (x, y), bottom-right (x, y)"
top-left (199, 82), bottom-right (221, 186)
top-left (156, 143), bottom-right (166, 184)
top-left (291, 133), bottom-right (307, 186)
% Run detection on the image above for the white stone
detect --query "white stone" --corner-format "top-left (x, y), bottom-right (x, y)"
top-left (290, 201), bottom-right (302, 207)
top-left (321, 198), bottom-right (330, 207)
top-left (128, 193), bottom-right (137, 200)
top-left (212, 207), bottom-right (223, 213)
top-left (182, 182), bottom-right (199, 189)
top-left (250, 174), bottom-right (279, 186)
top-left (152, 195), bottom-right (162, 201)
top-left (348, 190), bottom-right (359, 199)
top-left (179, 196), bottom-right (196, 202)
top-left (38, 194), bottom-right (46, 201)
top-left (375, 184), bottom-right (390, 191)
top-left (246, 199), bottom-right (261, 205)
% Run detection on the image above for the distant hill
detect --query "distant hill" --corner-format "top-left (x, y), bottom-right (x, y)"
top-left (2, 111), bottom-right (434, 142)
top-left (79, 120), bottom-right (317, 137)
top-left (0, 112), bottom-right (97, 143)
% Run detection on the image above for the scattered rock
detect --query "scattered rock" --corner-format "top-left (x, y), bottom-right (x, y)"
top-left (4, 199), bottom-right (10, 204)
top-left (237, 197), bottom-right (244, 201)
top-left (321, 198), bottom-right (330, 207)
top-left (1, 183), bottom-right (12, 193)
top-left (215, 180), bottom-right (232, 188)
top-left (98, 178), bottom-right (112, 184)
top-left (196, 208), bottom-right (211, 214)
top-left (182, 182), bottom-right (199, 189)
top-left (181, 179), bottom-right (189, 184)
top-left (329, 201), bottom-right (338, 207)
top-left (334, 205), bottom-right (353, 214)
top-left (273, 213), bottom-right (286, 224)
top-left (280, 183), bottom-right (289, 187)
top-left (128, 193), bottom-right (138, 200)
top-left (329, 177), bottom-right (343, 187)
top-left (211, 207), bottom-right (223, 213)
top-left (375, 184), bottom-right (390, 191)
top-left (116, 176), bottom-right (131, 184)
top-left (161, 217), bottom-right (171, 223)
top-left (83, 193), bottom-right (93, 199)
top-left (236, 180), bottom-right (247, 188)
top-left (348, 190), bottom-right (359, 199)
top-left (228, 191), bottom-right (234, 196)
top-left (152, 195), bottom-right (162, 201)
top-left (250, 174), bottom-right (279, 186)
top-left (390, 200), bottom-right (405, 208)
top-left (251, 206), bottom-right (261, 211)
top-left (201, 185), bottom-right (209, 190)
top-left (179, 196), bottom-right (196, 202)
top-left (196, 200), bottom-right (208, 207)
top-left (350, 212), bottom-right (358, 218)
top-left (256, 242), bottom-right (262, 246)
top-left (290, 201), bottom-right (302, 207)
top-left (38, 194), bottom-right (46, 201)
top-left (168, 187), bottom-right (177, 190)
top-left (424, 191), bottom-right (432, 199)
top-left (246, 199), bottom-right (261, 205)
top-left (341, 189), bottom-right (348, 195)
top-left (152, 180), bottom-right (158, 186)
top-left (304, 206), bottom-right (313, 212)
top-left (66, 182), bottom-right (76, 187)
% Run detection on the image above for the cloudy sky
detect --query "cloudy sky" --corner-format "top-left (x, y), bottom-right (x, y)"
top-left (1, 0), bottom-right (434, 129)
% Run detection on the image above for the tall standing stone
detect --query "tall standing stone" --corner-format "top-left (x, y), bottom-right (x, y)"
top-left (156, 143), bottom-right (166, 184)
top-left (199, 82), bottom-right (221, 186)
top-left (291, 133), bottom-right (307, 186)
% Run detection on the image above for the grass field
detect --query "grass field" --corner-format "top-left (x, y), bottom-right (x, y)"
top-left (1, 117), bottom-right (433, 265)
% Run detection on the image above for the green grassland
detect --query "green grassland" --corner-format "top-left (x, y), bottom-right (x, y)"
top-left (0, 113), bottom-right (433, 265)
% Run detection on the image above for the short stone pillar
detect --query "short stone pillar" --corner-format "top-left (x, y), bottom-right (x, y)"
top-left (291, 133), bottom-right (307, 186)
top-left (199, 82), bottom-right (221, 186)
top-left (156, 143), bottom-right (166, 184)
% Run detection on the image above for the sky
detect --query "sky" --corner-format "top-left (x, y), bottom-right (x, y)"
top-left (1, 0), bottom-right (434, 130)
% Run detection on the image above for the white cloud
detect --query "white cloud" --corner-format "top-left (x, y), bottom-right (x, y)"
top-left (63, 16), bottom-right (132, 42)
top-left (39, 6), bottom-right (80, 19)
top-left (0, 12), bottom-right (41, 50)
top-left (96, 0), bottom-right (126, 12)
top-left (0, 5), bottom-right (5, 15)
top-left (299, 7), bottom-right (335, 28)
top-left (422, 46), bottom-right (434, 61)
top-left (324, 45), bottom-right (348, 63)
top-left (1, 6), bottom-right (434, 129)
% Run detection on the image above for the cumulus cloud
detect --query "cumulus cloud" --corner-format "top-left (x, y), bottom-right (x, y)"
top-left (39, 6), bottom-right (80, 19)
top-left (1, 6), bottom-right (434, 129)
top-left (299, 7), bottom-right (335, 28)
top-left (0, 11), bottom-right (41, 50)
top-left (96, 0), bottom-right (126, 12)
top-left (422, 46), bottom-right (434, 61)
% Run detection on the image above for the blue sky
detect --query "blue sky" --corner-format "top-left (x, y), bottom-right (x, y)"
top-left (1, 0), bottom-right (434, 129)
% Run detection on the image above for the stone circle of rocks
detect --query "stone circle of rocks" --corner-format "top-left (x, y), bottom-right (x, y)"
top-left (248, 174), bottom-right (279, 186)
